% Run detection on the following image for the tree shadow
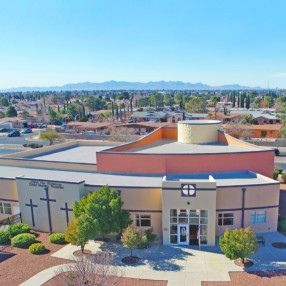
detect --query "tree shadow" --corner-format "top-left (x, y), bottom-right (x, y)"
top-left (99, 242), bottom-right (194, 272)
top-left (0, 251), bottom-right (15, 263)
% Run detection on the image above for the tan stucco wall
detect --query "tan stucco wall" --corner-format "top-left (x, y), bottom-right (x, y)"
top-left (162, 179), bottom-right (217, 245)
top-left (0, 178), bottom-right (19, 220)
top-left (216, 184), bottom-right (280, 236)
top-left (178, 122), bottom-right (221, 144)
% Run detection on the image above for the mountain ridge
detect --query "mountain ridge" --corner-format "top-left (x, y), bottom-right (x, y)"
top-left (0, 81), bottom-right (261, 92)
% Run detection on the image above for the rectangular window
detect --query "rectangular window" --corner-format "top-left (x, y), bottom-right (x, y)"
top-left (135, 214), bottom-right (151, 227)
top-left (218, 213), bottom-right (234, 226)
top-left (4, 203), bottom-right (12, 215)
top-left (251, 211), bottom-right (266, 224)
top-left (0, 202), bottom-right (3, 214)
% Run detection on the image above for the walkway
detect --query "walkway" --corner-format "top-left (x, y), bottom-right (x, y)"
top-left (20, 232), bottom-right (286, 286)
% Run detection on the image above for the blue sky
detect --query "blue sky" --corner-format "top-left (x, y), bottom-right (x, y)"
top-left (0, 0), bottom-right (285, 89)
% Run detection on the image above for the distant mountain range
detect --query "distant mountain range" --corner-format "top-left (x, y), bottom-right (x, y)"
top-left (0, 81), bottom-right (261, 92)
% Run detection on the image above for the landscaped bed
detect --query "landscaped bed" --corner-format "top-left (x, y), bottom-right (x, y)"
top-left (0, 231), bottom-right (70, 286)
top-left (202, 269), bottom-right (286, 286)
top-left (43, 272), bottom-right (168, 286)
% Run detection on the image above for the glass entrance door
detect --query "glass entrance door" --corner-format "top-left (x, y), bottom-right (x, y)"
top-left (178, 224), bottom-right (189, 245)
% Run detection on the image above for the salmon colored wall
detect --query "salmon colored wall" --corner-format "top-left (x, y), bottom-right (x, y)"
top-left (108, 128), bottom-right (163, 152)
top-left (218, 131), bottom-right (263, 150)
top-left (97, 151), bottom-right (274, 178)
top-left (162, 127), bottom-right (177, 139)
top-left (252, 129), bottom-right (280, 138)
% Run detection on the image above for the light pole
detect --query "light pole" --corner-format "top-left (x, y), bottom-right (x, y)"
top-left (74, 114), bottom-right (79, 139)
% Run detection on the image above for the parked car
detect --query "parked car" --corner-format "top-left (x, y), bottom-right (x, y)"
top-left (21, 128), bottom-right (32, 134)
top-left (28, 123), bottom-right (39, 128)
top-left (0, 128), bottom-right (11, 132)
top-left (8, 130), bottom-right (20, 137)
top-left (38, 124), bottom-right (47, 128)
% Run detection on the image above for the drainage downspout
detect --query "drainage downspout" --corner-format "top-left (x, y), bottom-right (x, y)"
top-left (241, 188), bottom-right (246, 228)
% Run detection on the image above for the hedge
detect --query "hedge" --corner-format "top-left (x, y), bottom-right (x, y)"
top-left (11, 233), bottom-right (36, 248)
top-left (278, 216), bottom-right (286, 232)
top-left (29, 243), bottom-right (46, 254)
top-left (281, 173), bottom-right (286, 184)
top-left (7, 223), bottom-right (31, 238)
top-left (275, 168), bottom-right (283, 174)
top-left (49, 233), bottom-right (66, 244)
top-left (273, 170), bottom-right (280, 180)
top-left (0, 231), bottom-right (9, 244)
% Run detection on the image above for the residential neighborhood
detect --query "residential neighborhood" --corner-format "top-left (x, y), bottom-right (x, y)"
top-left (0, 1), bottom-right (286, 286)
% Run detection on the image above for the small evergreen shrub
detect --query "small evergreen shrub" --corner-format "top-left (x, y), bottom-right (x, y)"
top-left (273, 169), bottom-right (280, 180)
top-left (29, 243), bottom-right (46, 254)
top-left (275, 168), bottom-right (283, 174)
top-left (49, 233), bottom-right (66, 244)
top-left (0, 231), bottom-right (9, 244)
top-left (11, 233), bottom-right (35, 248)
top-left (144, 228), bottom-right (157, 242)
top-left (278, 216), bottom-right (286, 232)
top-left (7, 223), bottom-right (31, 238)
top-left (136, 235), bottom-right (148, 249)
top-left (281, 173), bottom-right (286, 184)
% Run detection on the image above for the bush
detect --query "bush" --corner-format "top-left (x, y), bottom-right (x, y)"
top-left (0, 231), bottom-right (9, 244)
top-left (136, 235), bottom-right (148, 249)
top-left (281, 173), bottom-right (286, 184)
top-left (11, 233), bottom-right (35, 248)
top-left (273, 169), bottom-right (280, 180)
top-left (144, 228), bottom-right (157, 242)
top-left (278, 216), bottom-right (286, 232)
top-left (7, 223), bottom-right (31, 238)
top-left (29, 243), bottom-right (46, 254)
top-left (275, 168), bottom-right (283, 174)
top-left (49, 233), bottom-right (66, 244)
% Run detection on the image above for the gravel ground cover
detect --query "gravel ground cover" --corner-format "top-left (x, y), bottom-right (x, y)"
top-left (0, 231), bottom-right (70, 286)
top-left (202, 269), bottom-right (286, 286)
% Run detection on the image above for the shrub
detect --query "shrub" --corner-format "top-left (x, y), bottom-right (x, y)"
top-left (137, 235), bottom-right (148, 249)
top-left (11, 233), bottom-right (35, 248)
top-left (0, 231), bottom-right (9, 244)
top-left (49, 233), bottom-right (66, 244)
top-left (281, 173), bottom-right (286, 184)
top-left (144, 228), bottom-right (157, 242)
top-left (29, 243), bottom-right (46, 254)
top-left (275, 168), bottom-right (283, 174)
top-left (273, 169), bottom-right (280, 180)
top-left (7, 223), bottom-right (31, 238)
top-left (278, 216), bottom-right (286, 232)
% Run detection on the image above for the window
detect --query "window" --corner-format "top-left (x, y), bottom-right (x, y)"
top-left (135, 214), bottom-right (151, 227)
top-left (218, 213), bottom-right (234, 226)
top-left (251, 211), bottom-right (266, 224)
top-left (181, 184), bottom-right (196, 197)
top-left (0, 202), bottom-right (12, 215)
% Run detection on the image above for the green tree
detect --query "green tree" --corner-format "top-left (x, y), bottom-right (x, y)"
top-left (0, 97), bottom-right (9, 107)
top-left (6, 106), bottom-right (17, 117)
top-left (185, 97), bottom-right (207, 113)
top-left (73, 185), bottom-right (131, 240)
top-left (21, 110), bottom-right (30, 119)
top-left (117, 91), bottom-right (130, 100)
top-left (150, 93), bottom-right (164, 109)
top-left (175, 93), bottom-right (183, 109)
top-left (0, 111), bottom-right (5, 119)
top-left (121, 227), bottom-right (143, 257)
top-left (49, 110), bottom-right (57, 122)
top-left (164, 94), bottom-right (175, 107)
top-left (245, 95), bottom-right (250, 109)
top-left (210, 96), bottom-right (220, 119)
top-left (219, 227), bottom-right (258, 264)
top-left (39, 130), bottom-right (60, 145)
top-left (67, 105), bottom-right (78, 119)
top-left (85, 96), bottom-right (106, 111)
top-left (65, 214), bottom-right (96, 253)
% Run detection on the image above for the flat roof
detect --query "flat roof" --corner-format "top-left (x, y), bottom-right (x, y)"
top-left (165, 171), bottom-right (278, 187)
top-left (0, 165), bottom-right (163, 187)
top-left (27, 145), bottom-right (114, 164)
top-left (122, 139), bottom-right (259, 154)
top-left (178, 120), bottom-right (221, 125)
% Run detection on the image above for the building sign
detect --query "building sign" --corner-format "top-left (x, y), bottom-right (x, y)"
top-left (28, 180), bottom-right (64, 190)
